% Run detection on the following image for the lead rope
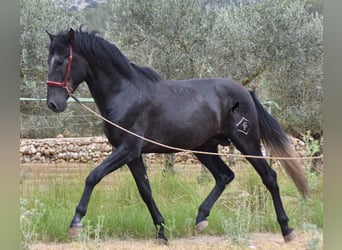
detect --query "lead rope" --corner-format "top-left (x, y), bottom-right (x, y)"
top-left (70, 94), bottom-right (323, 161)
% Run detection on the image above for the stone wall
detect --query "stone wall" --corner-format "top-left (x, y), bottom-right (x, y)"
top-left (20, 137), bottom-right (112, 164)
top-left (20, 136), bottom-right (307, 164)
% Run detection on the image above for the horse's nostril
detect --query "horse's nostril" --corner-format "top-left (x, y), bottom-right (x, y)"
top-left (47, 101), bottom-right (58, 112)
top-left (47, 100), bottom-right (67, 113)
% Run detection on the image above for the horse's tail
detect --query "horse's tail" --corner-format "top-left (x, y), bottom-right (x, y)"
top-left (249, 91), bottom-right (308, 198)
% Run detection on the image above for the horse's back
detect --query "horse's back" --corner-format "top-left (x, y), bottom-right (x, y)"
top-left (162, 77), bottom-right (249, 96)
top-left (154, 77), bottom-right (254, 120)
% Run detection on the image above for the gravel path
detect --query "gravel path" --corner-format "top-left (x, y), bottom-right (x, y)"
top-left (30, 231), bottom-right (322, 250)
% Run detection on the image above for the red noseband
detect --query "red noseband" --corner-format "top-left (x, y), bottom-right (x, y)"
top-left (46, 45), bottom-right (73, 94)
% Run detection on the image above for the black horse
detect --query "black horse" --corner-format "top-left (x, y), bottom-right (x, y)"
top-left (46, 28), bottom-right (308, 243)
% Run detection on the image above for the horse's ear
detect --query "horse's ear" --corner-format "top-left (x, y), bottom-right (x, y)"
top-left (67, 28), bottom-right (74, 44)
top-left (46, 30), bottom-right (55, 42)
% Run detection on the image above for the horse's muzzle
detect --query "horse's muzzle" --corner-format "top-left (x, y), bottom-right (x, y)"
top-left (47, 99), bottom-right (67, 113)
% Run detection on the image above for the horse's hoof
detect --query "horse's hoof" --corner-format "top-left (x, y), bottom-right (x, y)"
top-left (156, 238), bottom-right (168, 246)
top-left (283, 230), bottom-right (296, 242)
top-left (68, 226), bottom-right (83, 239)
top-left (196, 220), bottom-right (208, 233)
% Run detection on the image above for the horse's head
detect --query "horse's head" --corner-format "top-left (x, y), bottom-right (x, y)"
top-left (46, 28), bottom-right (88, 112)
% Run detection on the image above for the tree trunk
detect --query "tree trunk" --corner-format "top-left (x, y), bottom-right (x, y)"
top-left (163, 153), bottom-right (176, 175)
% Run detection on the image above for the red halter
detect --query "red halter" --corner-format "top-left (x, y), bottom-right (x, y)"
top-left (46, 45), bottom-right (73, 93)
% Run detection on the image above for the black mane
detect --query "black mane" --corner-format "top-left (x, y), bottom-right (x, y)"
top-left (130, 63), bottom-right (163, 82)
top-left (65, 28), bottom-right (162, 82)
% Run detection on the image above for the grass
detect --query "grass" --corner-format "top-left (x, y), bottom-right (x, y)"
top-left (20, 160), bottom-right (323, 248)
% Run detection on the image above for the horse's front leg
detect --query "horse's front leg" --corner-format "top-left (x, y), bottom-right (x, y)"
top-left (127, 157), bottom-right (167, 244)
top-left (69, 146), bottom-right (132, 237)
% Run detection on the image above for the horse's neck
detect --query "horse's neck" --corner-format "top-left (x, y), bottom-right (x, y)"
top-left (85, 71), bottom-right (136, 116)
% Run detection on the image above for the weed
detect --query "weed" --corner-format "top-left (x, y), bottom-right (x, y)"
top-left (302, 223), bottom-right (322, 250)
top-left (302, 130), bottom-right (323, 173)
top-left (76, 215), bottom-right (105, 249)
top-left (221, 206), bottom-right (252, 245)
top-left (302, 131), bottom-right (321, 159)
top-left (20, 198), bottom-right (46, 250)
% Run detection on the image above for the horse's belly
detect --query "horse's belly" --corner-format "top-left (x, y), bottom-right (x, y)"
top-left (142, 114), bottom-right (220, 153)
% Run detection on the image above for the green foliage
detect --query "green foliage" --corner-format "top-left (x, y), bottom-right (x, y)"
top-left (20, 0), bottom-right (82, 98)
top-left (108, 0), bottom-right (218, 79)
top-left (212, 0), bottom-right (323, 134)
top-left (302, 131), bottom-right (321, 158)
top-left (305, 0), bottom-right (323, 14)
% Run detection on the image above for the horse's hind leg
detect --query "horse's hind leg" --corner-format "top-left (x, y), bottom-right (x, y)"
top-left (228, 132), bottom-right (295, 242)
top-left (194, 146), bottom-right (235, 232)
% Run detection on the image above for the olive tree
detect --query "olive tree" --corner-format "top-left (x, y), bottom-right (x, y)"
top-left (20, 0), bottom-right (95, 138)
top-left (209, 0), bottom-right (323, 135)
top-left (105, 0), bottom-right (219, 79)
top-left (20, 0), bottom-right (82, 99)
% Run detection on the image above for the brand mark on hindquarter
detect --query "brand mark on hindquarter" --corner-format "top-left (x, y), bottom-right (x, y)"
top-left (236, 117), bottom-right (250, 135)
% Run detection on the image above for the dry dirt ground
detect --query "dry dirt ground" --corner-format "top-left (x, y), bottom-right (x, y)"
top-left (30, 231), bottom-right (323, 250)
